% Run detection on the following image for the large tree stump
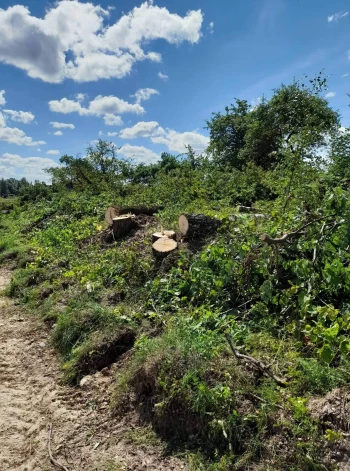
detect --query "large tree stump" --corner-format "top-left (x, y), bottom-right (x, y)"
top-left (105, 206), bottom-right (120, 226)
top-left (152, 237), bottom-right (178, 257)
top-left (178, 213), bottom-right (222, 239)
top-left (119, 206), bottom-right (163, 216)
top-left (152, 231), bottom-right (177, 243)
top-left (112, 216), bottom-right (135, 239)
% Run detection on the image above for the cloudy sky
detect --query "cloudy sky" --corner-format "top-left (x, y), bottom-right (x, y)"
top-left (0, 0), bottom-right (350, 181)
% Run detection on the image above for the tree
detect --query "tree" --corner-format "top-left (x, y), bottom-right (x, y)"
top-left (207, 78), bottom-right (339, 170)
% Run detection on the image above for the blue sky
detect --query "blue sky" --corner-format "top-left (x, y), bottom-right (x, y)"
top-left (0, 0), bottom-right (350, 181)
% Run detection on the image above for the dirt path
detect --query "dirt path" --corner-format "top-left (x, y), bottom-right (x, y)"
top-left (0, 268), bottom-right (187, 471)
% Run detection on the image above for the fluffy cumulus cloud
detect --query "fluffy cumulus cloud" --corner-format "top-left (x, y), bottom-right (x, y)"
top-left (0, 153), bottom-right (58, 181)
top-left (103, 114), bottom-right (123, 126)
top-left (208, 21), bottom-right (214, 34)
top-left (118, 144), bottom-right (159, 164)
top-left (328, 12), bottom-right (348, 22)
top-left (3, 109), bottom-right (35, 124)
top-left (0, 90), bottom-right (6, 106)
top-left (49, 94), bottom-right (143, 126)
top-left (325, 91), bottom-right (336, 98)
top-left (50, 121), bottom-right (75, 129)
top-left (158, 72), bottom-right (168, 80)
top-left (50, 94), bottom-right (143, 115)
top-left (119, 120), bottom-right (209, 153)
top-left (152, 129), bottom-right (209, 153)
top-left (54, 131), bottom-right (63, 136)
top-left (131, 88), bottom-right (159, 104)
top-left (0, 2), bottom-right (204, 83)
top-left (120, 121), bottom-right (165, 139)
top-left (0, 126), bottom-right (45, 146)
top-left (47, 149), bottom-right (60, 155)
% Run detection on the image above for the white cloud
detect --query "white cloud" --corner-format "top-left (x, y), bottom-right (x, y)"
top-left (3, 110), bottom-right (35, 124)
top-left (120, 121), bottom-right (165, 139)
top-left (54, 130), bottom-right (63, 136)
top-left (151, 129), bottom-right (209, 153)
top-left (49, 97), bottom-right (87, 115)
top-left (50, 121), bottom-right (75, 129)
top-left (98, 131), bottom-right (104, 137)
top-left (0, 152), bottom-right (58, 182)
top-left (89, 95), bottom-right (144, 115)
top-left (0, 90), bottom-right (6, 106)
top-left (107, 132), bottom-right (117, 136)
top-left (103, 114), bottom-right (123, 126)
top-left (37, 148), bottom-right (41, 152)
top-left (208, 22), bottom-right (214, 34)
top-left (0, 112), bottom-right (6, 128)
top-left (342, 73), bottom-right (349, 78)
top-left (118, 144), bottom-right (159, 164)
top-left (132, 88), bottom-right (159, 104)
top-left (325, 91), bottom-right (336, 98)
top-left (158, 72), bottom-right (168, 80)
top-left (47, 149), bottom-right (60, 155)
top-left (75, 93), bottom-right (87, 102)
top-left (49, 95), bottom-right (144, 122)
top-left (0, 126), bottom-right (45, 146)
top-left (328, 12), bottom-right (348, 22)
top-left (0, 2), bottom-right (203, 83)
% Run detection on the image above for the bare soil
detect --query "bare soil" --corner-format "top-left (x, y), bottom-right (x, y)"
top-left (0, 268), bottom-right (187, 471)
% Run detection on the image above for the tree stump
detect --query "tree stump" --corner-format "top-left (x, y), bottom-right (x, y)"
top-left (178, 213), bottom-right (222, 239)
top-left (105, 206), bottom-right (120, 226)
top-left (119, 206), bottom-right (163, 216)
top-left (112, 216), bottom-right (135, 239)
top-left (152, 231), bottom-right (177, 243)
top-left (152, 237), bottom-right (178, 257)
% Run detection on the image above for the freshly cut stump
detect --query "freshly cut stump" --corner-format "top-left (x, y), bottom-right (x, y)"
top-left (152, 231), bottom-right (177, 243)
top-left (112, 215), bottom-right (135, 239)
top-left (105, 206), bottom-right (120, 226)
top-left (152, 237), bottom-right (178, 257)
top-left (178, 213), bottom-right (222, 239)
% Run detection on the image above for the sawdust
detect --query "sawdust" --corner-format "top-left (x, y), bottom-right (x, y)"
top-left (0, 268), bottom-right (187, 471)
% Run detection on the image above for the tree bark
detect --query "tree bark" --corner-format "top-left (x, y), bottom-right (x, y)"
top-left (178, 213), bottom-right (222, 239)
top-left (152, 237), bottom-right (178, 257)
top-left (105, 206), bottom-right (120, 226)
top-left (112, 216), bottom-right (135, 238)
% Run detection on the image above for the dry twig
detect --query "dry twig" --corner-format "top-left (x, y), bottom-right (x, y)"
top-left (225, 334), bottom-right (288, 387)
top-left (48, 423), bottom-right (70, 471)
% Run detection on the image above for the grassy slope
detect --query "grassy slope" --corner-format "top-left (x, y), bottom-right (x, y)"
top-left (1, 191), bottom-right (349, 470)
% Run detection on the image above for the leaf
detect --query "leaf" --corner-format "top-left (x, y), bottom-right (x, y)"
top-left (340, 339), bottom-right (350, 354)
top-left (319, 344), bottom-right (334, 364)
top-left (323, 322), bottom-right (339, 340)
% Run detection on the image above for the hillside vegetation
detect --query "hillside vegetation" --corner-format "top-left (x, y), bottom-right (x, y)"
top-left (1, 76), bottom-right (350, 470)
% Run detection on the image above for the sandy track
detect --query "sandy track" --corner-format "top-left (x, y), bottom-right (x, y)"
top-left (0, 268), bottom-right (186, 471)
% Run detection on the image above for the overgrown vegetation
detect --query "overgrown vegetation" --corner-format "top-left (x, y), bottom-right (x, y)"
top-left (1, 75), bottom-right (350, 470)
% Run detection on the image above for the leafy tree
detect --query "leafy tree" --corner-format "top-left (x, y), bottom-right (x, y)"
top-left (207, 78), bottom-right (339, 170)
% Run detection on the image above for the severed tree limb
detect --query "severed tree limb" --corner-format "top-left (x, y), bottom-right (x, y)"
top-left (260, 216), bottom-right (330, 247)
top-left (48, 423), bottom-right (70, 471)
top-left (225, 334), bottom-right (288, 387)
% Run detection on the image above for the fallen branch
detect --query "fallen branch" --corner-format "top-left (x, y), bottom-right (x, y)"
top-left (225, 334), bottom-right (288, 387)
top-left (48, 423), bottom-right (70, 471)
top-left (260, 216), bottom-right (327, 246)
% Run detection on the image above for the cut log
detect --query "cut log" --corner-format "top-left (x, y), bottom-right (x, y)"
top-left (237, 205), bottom-right (254, 213)
top-left (112, 215), bottom-right (135, 239)
top-left (152, 237), bottom-right (178, 257)
top-left (178, 213), bottom-right (222, 239)
top-left (105, 206), bottom-right (120, 226)
top-left (152, 231), bottom-right (177, 243)
top-left (119, 206), bottom-right (163, 216)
